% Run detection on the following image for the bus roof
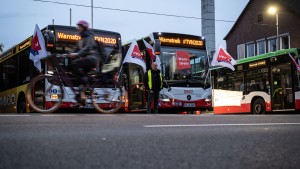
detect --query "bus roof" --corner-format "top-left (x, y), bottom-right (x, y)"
top-left (237, 48), bottom-right (300, 64)
top-left (46, 25), bottom-right (121, 37)
top-left (208, 48), bottom-right (300, 71)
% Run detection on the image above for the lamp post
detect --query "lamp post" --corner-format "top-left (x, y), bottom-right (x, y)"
top-left (268, 6), bottom-right (279, 51)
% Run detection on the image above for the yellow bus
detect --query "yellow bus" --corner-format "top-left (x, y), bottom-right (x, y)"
top-left (0, 25), bottom-right (122, 113)
top-left (0, 37), bottom-right (36, 113)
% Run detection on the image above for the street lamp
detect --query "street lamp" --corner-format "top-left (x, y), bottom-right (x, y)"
top-left (268, 6), bottom-right (279, 51)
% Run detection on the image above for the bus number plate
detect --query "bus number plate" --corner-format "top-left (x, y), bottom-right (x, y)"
top-left (184, 103), bottom-right (195, 107)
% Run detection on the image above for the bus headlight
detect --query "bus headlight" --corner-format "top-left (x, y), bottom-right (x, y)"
top-left (118, 95), bottom-right (125, 102)
top-left (205, 95), bottom-right (212, 102)
top-left (160, 94), bottom-right (170, 102)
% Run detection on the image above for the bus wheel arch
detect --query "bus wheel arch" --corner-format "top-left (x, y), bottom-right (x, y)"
top-left (251, 97), bottom-right (266, 114)
top-left (17, 92), bottom-right (27, 113)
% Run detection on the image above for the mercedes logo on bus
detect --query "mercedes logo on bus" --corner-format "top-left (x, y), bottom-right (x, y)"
top-left (187, 95), bottom-right (191, 100)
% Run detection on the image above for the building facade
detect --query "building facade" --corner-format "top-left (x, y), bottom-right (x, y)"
top-left (224, 0), bottom-right (300, 60)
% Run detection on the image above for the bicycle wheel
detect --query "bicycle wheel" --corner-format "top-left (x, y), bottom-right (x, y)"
top-left (92, 82), bottom-right (123, 114)
top-left (26, 75), bottom-right (64, 113)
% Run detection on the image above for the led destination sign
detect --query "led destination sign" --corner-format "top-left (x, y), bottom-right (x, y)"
top-left (159, 37), bottom-right (204, 46)
top-left (57, 32), bottom-right (118, 45)
top-left (158, 35), bottom-right (205, 49)
top-left (248, 60), bottom-right (266, 68)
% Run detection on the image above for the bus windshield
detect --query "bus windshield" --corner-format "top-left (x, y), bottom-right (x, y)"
top-left (54, 43), bottom-right (121, 63)
top-left (160, 46), bottom-right (207, 81)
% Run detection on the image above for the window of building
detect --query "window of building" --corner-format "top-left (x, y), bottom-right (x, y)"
top-left (281, 34), bottom-right (290, 49)
top-left (268, 37), bottom-right (277, 52)
top-left (257, 39), bottom-right (266, 55)
top-left (257, 13), bottom-right (263, 22)
top-left (237, 44), bottom-right (245, 60)
top-left (246, 42), bottom-right (255, 57)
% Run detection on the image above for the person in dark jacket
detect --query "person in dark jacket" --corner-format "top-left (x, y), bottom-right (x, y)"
top-left (69, 20), bottom-right (100, 83)
top-left (144, 62), bottom-right (163, 114)
top-left (68, 20), bottom-right (100, 106)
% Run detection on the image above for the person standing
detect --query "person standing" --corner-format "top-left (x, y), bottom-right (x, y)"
top-left (144, 62), bottom-right (163, 114)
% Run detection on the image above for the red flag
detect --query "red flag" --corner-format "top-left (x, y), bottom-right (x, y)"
top-left (289, 53), bottom-right (300, 72)
top-left (31, 32), bottom-right (42, 52)
top-left (143, 39), bottom-right (155, 61)
top-left (123, 40), bottom-right (146, 72)
top-left (143, 39), bottom-right (161, 70)
top-left (211, 46), bottom-right (237, 71)
top-left (132, 45), bottom-right (142, 59)
top-left (29, 24), bottom-right (48, 71)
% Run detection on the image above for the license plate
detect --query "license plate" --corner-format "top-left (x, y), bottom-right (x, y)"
top-left (184, 103), bottom-right (195, 107)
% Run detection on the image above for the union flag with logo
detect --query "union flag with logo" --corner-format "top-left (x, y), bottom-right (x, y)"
top-left (143, 39), bottom-right (161, 70)
top-left (122, 40), bottom-right (146, 72)
top-left (211, 46), bottom-right (237, 71)
top-left (29, 24), bottom-right (48, 71)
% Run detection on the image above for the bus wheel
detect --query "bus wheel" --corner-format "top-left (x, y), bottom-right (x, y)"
top-left (252, 98), bottom-right (266, 114)
top-left (17, 94), bottom-right (27, 113)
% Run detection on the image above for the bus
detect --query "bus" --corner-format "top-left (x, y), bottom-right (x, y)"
top-left (122, 32), bottom-right (212, 112)
top-left (211, 48), bottom-right (300, 114)
top-left (0, 25), bottom-right (122, 113)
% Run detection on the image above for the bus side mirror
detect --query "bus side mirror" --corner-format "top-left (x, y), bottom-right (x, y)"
top-left (154, 39), bottom-right (161, 55)
top-left (43, 30), bottom-right (55, 51)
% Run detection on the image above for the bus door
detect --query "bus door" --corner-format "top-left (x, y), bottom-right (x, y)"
top-left (128, 64), bottom-right (146, 111)
top-left (271, 63), bottom-right (294, 110)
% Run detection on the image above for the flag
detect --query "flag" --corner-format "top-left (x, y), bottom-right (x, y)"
top-left (143, 39), bottom-right (161, 70)
top-left (29, 24), bottom-right (48, 71)
top-left (211, 46), bottom-right (237, 71)
top-left (123, 40), bottom-right (146, 72)
top-left (288, 53), bottom-right (300, 72)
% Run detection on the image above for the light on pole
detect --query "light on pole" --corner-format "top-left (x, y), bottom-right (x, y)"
top-left (268, 6), bottom-right (279, 51)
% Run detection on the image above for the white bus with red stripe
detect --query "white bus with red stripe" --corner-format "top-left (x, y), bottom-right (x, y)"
top-left (122, 32), bottom-right (212, 112)
top-left (211, 48), bottom-right (300, 114)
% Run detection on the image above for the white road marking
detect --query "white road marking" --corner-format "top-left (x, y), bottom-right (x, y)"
top-left (0, 115), bottom-right (31, 117)
top-left (41, 114), bottom-right (76, 117)
top-left (85, 114), bottom-right (116, 117)
top-left (144, 123), bottom-right (300, 128)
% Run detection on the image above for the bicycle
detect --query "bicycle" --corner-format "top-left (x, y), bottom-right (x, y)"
top-left (26, 53), bottom-right (124, 113)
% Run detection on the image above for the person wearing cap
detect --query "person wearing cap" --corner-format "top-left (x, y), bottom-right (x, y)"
top-left (144, 62), bottom-right (163, 114)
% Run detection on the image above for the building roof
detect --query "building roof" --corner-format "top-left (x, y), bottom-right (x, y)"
top-left (224, 0), bottom-right (300, 40)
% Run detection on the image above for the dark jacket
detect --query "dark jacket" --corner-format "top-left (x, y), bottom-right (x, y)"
top-left (144, 69), bottom-right (163, 92)
top-left (74, 30), bottom-right (100, 63)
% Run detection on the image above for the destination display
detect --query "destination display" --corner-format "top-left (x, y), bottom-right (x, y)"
top-left (154, 33), bottom-right (206, 49)
top-left (56, 30), bottom-right (118, 46)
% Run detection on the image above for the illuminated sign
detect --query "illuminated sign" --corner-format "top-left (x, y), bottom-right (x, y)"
top-left (158, 36), bottom-right (205, 49)
top-left (159, 37), bottom-right (181, 44)
top-left (19, 39), bottom-right (31, 50)
top-left (94, 36), bottom-right (117, 45)
top-left (182, 39), bottom-right (204, 46)
top-left (56, 32), bottom-right (118, 45)
top-left (249, 60), bottom-right (266, 68)
top-left (57, 32), bottom-right (80, 41)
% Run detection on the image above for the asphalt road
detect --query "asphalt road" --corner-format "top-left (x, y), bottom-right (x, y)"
top-left (0, 113), bottom-right (300, 169)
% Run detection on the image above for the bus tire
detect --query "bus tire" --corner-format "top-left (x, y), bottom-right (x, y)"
top-left (17, 93), bottom-right (27, 113)
top-left (252, 98), bottom-right (266, 114)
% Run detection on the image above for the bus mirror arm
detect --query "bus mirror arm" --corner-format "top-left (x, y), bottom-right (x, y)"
top-left (162, 75), bottom-right (171, 91)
